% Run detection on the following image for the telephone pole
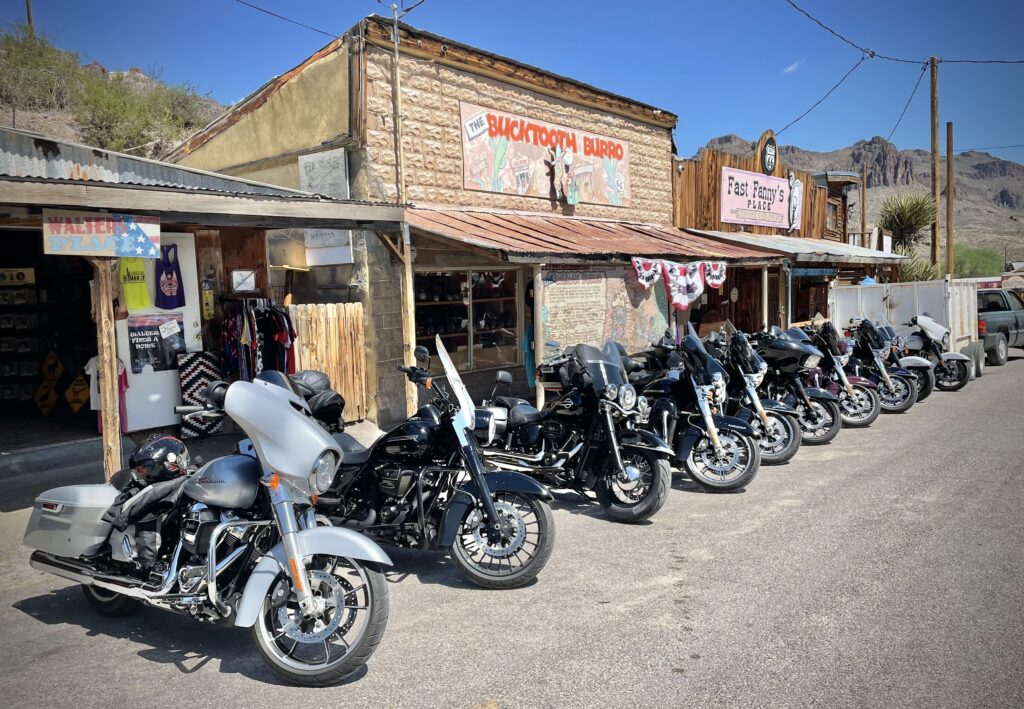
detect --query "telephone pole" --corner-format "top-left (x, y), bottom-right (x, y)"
top-left (25, 0), bottom-right (34, 33)
top-left (946, 121), bottom-right (955, 277)
top-left (860, 162), bottom-right (868, 249)
top-left (929, 56), bottom-right (940, 265)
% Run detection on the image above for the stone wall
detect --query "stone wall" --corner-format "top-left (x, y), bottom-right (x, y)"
top-left (363, 45), bottom-right (675, 225)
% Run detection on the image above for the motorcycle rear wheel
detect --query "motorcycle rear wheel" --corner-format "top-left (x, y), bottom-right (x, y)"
top-left (752, 412), bottom-right (801, 465)
top-left (594, 448), bottom-right (671, 522)
top-left (684, 430), bottom-right (761, 492)
top-left (879, 375), bottom-right (918, 413)
top-left (81, 584), bottom-right (139, 617)
top-left (796, 400), bottom-right (842, 444)
top-left (838, 385), bottom-right (880, 428)
top-left (935, 360), bottom-right (970, 392)
top-left (912, 368), bottom-right (935, 402)
top-left (451, 491), bottom-right (554, 589)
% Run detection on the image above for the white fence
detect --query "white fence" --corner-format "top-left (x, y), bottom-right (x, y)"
top-left (828, 278), bottom-right (979, 353)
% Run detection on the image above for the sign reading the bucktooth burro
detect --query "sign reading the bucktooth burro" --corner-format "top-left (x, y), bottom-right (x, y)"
top-left (460, 102), bottom-right (630, 207)
top-left (720, 166), bottom-right (804, 232)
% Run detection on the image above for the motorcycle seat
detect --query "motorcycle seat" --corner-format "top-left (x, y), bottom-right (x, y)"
top-left (332, 432), bottom-right (372, 465)
top-left (507, 402), bottom-right (543, 428)
top-left (494, 395), bottom-right (529, 409)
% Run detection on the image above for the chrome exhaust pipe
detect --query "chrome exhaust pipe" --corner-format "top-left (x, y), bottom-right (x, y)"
top-left (30, 551), bottom-right (154, 600)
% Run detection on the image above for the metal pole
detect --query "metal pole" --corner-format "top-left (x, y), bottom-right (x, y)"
top-left (533, 264), bottom-right (545, 410)
top-left (946, 121), bottom-right (955, 278)
top-left (929, 57), bottom-right (940, 265)
top-left (390, 4), bottom-right (406, 204)
top-left (761, 265), bottom-right (769, 328)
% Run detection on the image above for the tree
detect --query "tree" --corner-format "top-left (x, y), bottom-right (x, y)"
top-left (878, 194), bottom-right (937, 250)
top-left (948, 244), bottom-right (1003, 278)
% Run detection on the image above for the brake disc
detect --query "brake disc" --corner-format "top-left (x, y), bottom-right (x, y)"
top-left (469, 501), bottom-right (526, 559)
top-left (277, 569), bottom-right (346, 643)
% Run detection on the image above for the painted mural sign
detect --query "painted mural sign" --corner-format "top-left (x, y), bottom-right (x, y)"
top-left (720, 166), bottom-right (804, 232)
top-left (42, 209), bottom-right (160, 257)
top-left (460, 102), bottom-right (630, 207)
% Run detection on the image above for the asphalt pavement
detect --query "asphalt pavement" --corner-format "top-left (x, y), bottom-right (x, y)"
top-left (1, 356), bottom-right (1022, 708)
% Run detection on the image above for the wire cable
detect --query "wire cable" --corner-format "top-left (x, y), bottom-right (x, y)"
top-left (941, 58), bottom-right (1024, 65)
top-left (776, 55), bottom-right (867, 136)
top-left (783, 0), bottom-right (923, 64)
top-left (886, 63), bottom-right (928, 141)
top-left (955, 144), bottom-right (1024, 152)
top-left (232, 0), bottom-right (338, 38)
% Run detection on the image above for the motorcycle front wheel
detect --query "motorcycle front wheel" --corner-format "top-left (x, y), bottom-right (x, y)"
top-left (594, 447), bottom-right (671, 522)
top-left (838, 385), bottom-right (880, 428)
top-left (451, 491), bottom-right (555, 589)
top-left (796, 399), bottom-right (842, 444)
top-left (878, 375), bottom-right (918, 413)
top-left (253, 555), bottom-right (389, 687)
top-left (750, 411), bottom-right (801, 465)
top-left (685, 430), bottom-right (761, 492)
top-left (912, 367), bottom-right (936, 401)
top-left (935, 360), bottom-right (970, 392)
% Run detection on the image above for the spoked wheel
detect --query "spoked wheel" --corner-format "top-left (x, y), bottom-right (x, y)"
top-left (796, 400), bottom-right (841, 444)
top-left (935, 360), bottom-right (970, 391)
top-left (750, 412), bottom-right (801, 465)
top-left (837, 385), bottom-right (880, 428)
top-left (685, 430), bottom-right (761, 492)
top-left (911, 368), bottom-right (935, 402)
top-left (595, 448), bottom-right (671, 522)
top-left (253, 555), bottom-right (389, 687)
top-left (452, 491), bottom-right (555, 589)
top-left (878, 375), bottom-right (918, 412)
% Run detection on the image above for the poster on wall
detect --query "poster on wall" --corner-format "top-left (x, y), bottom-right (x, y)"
top-left (298, 148), bottom-right (353, 265)
top-left (720, 166), bottom-right (804, 232)
top-left (126, 314), bottom-right (186, 374)
top-left (460, 102), bottom-right (630, 207)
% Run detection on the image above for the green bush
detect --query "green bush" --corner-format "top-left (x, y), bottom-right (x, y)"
top-left (947, 244), bottom-right (1004, 278)
top-left (895, 245), bottom-right (941, 282)
top-left (0, 24), bottom-right (84, 110)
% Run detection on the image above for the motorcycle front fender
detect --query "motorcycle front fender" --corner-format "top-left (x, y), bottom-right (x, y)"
top-left (940, 351), bottom-right (971, 362)
top-left (803, 387), bottom-right (839, 402)
top-left (759, 398), bottom-right (799, 416)
top-left (618, 427), bottom-right (673, 457)
top-left (234, 526), bottom-right (393, 628)
top-left (676, 415), bottom-right (755, 461)
top-left (845, 375), bottom-right (877, 389)
top-left (898, 356), bottom-right (932, 369)
top-left (886, 367), bottom-right (914, 378)
top-left (437, 471), bottom-right (553, 547)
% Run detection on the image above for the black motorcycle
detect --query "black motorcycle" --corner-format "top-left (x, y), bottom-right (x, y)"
top-left (703, 323), bottom-right (802, 465)
top-left (637, 325), bottom-right (761, 492)
top-left (845, 319), bottom-right (918, 414)
top-left (315, 338), bottom-right (556, 590)
top-left (475, 340), bottom-right (672, 523)
top-left (751, 326), bottom-right (842, 445)
top-left (798, 322), bottom-right (881, 428)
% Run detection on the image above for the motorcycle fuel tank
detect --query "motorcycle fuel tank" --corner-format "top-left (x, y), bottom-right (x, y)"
top-left (379, 419), bottom-right (444, 460)
top-left (184, 455), bottom-right (261, 509)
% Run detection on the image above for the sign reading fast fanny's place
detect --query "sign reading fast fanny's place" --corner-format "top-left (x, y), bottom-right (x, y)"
top-left (720, 166), bottom-right (804, 232)
top-left (42, 209), bottom-right (161, 258)
top-left (460, 102), bottom-right (630, 207)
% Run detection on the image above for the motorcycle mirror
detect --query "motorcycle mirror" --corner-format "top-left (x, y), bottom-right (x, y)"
top-left (413, 345), bottom-right (430, 365)
top-left (193, 455), bottom-right (205, 468)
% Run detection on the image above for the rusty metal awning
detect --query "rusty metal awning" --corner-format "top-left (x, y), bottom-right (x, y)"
top-left (406, 206), bottom-right (779, 263)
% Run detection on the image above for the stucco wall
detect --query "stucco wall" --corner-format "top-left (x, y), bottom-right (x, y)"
top-left (363, 45), bottom-right (675, 225)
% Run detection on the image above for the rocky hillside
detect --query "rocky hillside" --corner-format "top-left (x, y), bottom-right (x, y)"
top-left (702, 135), bottom-right (1024, 258)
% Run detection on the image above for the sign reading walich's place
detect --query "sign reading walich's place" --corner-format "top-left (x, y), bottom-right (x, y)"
top-left (460, 102), bottom-right (630, 207)
top-left (42, 209), bottom-right (161, 258)
top-left (720, 166), bottom-right (804, 232)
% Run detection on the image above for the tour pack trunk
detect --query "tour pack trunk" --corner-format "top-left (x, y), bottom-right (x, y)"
top-left (23, 484), bottom-right (119, 558)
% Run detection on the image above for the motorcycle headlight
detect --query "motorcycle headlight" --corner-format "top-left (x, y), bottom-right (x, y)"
top-left (711, 372), bottom-right (727, 404)
top-left (942, 332), bottom-right (950, 349)
top-left (744, 363), bottom-right (766, 388)
top-left (636, 395), bottom-right (649, 414)
top-left (308, 451), bottom-right (338, 495)
top-left (804, 354), bottom-right (821, 369)
top-left (604, 383), bottom-right (618, 401)
top-left (619, 384), bottom-right (637, 410)
top-left (839, 352), bottom-right (851, 365)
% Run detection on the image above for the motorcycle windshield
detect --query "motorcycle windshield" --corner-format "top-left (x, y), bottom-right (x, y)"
top-left (683, 322), bottom-right (725, 383)
top-left (785, 326), bottom-right (813, 344)
top-left (574, 341), bottom-right (626, 393)
top-left (916, 314), bottom-right (947, 341)
top-left (723, 320), bottom-right (762, 373)
top-left (820, 321), bottom-right (842, 355)
top-left (435, 335), bottom-right (475, 433)
top-left (859, 319), bottom-right (888, 350)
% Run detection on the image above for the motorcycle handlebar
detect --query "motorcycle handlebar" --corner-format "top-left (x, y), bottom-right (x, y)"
top-left (174, 405), bottom-right (204, 415)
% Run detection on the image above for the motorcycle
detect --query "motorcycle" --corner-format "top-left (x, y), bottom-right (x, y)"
top-left (846, 319), bottom-right (919, 413)
top-left (637, 325), bottom-right (761, 492)
top-left (876, 320), bottom-right (936, 402)
top-left (901, 314), bottom-right (972, 392)
top-left (24, 372), bottom-right (392, 686)
top-left (798, 321), bottom-right (881, 428)
top-left (476, 339), bottom-right (672, 523)
top-left (703, 322), bottom-right (802, 465)
top-left (751, 326), bottom-right (843, 445)
top-left (315, 336), bottom-right (556, 590)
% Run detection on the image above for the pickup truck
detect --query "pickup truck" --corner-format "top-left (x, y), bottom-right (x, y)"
top-left (977, 288), bottom-right (1024, 365)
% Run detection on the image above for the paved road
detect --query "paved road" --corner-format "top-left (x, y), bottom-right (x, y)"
top-left (2, 357), bottom-right (1022, 708)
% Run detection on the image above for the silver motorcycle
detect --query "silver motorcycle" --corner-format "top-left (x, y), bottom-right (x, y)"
top-left (24, 372), bottom-right (391, 686)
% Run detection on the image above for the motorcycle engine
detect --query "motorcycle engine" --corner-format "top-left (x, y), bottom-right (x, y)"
top-left (176, 504), bottom-right (253, 595)
top-left (181, 502), bottom-right (217, 554)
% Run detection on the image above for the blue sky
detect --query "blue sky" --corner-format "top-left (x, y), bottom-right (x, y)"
top-left (5, 0), bottom-right (1023, 160)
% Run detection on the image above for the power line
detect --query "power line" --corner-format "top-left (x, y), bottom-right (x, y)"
top-left (887, 63), bottom-right (928, 141)
top-left (782, 0), bottom-right (923, 64)
top-left (232, 0), bottom-right (338, 38)
top-left (776, 55), bottom-right (867, 136)
top-left (955, 144), bottom-right (1024, 152)
top-left (941, 58), bottom-right (1024, 65)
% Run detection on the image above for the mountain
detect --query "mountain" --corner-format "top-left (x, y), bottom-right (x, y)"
top-left (701, 135), bottom-right (1024, 258)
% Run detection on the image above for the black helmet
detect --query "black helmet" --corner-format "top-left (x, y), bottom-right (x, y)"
top-left (128, 434), bottom-right (190, 485)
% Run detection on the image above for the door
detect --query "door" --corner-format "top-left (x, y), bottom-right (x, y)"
top-left (115, 233), bottom-right (203, 431)
top-left (1007, 291), bottom-right (1024, 346)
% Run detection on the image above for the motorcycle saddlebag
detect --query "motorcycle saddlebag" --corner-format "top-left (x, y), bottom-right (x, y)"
top-left (289, 370), bottom-right (332, 399)
top-left (23, 484), bottom-right (119, 558)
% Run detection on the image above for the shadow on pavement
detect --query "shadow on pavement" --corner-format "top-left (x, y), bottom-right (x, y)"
top-left (381, 546), bottom-right (541, 590)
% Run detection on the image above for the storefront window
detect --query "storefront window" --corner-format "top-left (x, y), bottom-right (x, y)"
top-left (826, 202), bottom-right (839, 232)
top-left (414, 270), bottom-right (518, 372)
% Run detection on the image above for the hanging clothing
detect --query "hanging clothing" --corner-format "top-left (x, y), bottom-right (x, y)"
top-left (85, 356), bottom-right (129, 434)
top-left (119, 257), bottom-right (151, 310)
top-left (155, 244), bottom-right (186, 309)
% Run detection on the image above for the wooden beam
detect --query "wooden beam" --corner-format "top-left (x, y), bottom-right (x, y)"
top-left (374, 230), bottom-right (406, 263)
top-left (87, 257), bottom-right (122, 480)
top-left (946, 121), bottom-right (955, 278)
top-left (400, 223), bottom-right (417, 417)
top-left (533, 264), bottom-right (545, 410)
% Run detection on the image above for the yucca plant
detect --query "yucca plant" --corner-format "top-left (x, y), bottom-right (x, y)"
top-left (894, 245), bottom-right (940, 282)
top-left (878, 194), bottom-right (937, 249)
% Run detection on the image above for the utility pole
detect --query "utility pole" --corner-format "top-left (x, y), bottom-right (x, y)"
top-left (929, 56), bottom-right (940, 265)
top-left (25, 0), bottom-right (34, 33)
top-left (860, 162), bottom-right (868, 249)
top-left (946, 121), bottom-right (955, 277)
top-left (388, 3), bottom-right (406, 204)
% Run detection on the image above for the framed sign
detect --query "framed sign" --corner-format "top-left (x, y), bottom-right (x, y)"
top-left (720, 166), bottom-right (804, 232)
top-left (43, 209), bottom-right (160, 258)
top-left (231, 269), bottom-right (258, 293)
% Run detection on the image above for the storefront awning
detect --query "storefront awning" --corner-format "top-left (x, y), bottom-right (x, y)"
top-left (684, 229), bottom-right (906, 265)
top-left (406, 206), bottom-right (779, 264)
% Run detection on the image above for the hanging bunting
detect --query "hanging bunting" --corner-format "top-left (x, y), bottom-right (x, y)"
top-left (631, 257), bottom-right (662, 289)
top-left (661, 260), bottom-right (705, 311)
top-left (703, 261), bottom-right (728, 288)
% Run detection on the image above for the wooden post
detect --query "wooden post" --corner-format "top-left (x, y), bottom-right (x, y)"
top-left (946, 121), bottom-right (955, 278)
top-left (400, 224), bottom-right (416, 416)
top-left (860, 163), bottom-right (869, 249)
top-left (761, 266), bottom-right (769, 328)
top-left (929, 56), bottom-right (940, 265)
top-left (390, 6), bottom-right (406, 204)
top-left (25, 0), bottom-right (34, 33)
top-left (533, 264), bottom-right (545, 410)
top-left (89, 258), bottom-right (122, 480)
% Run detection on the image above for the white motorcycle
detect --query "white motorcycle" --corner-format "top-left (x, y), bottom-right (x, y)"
top-left (24, 372), bottom-right (391, 686)
top-left (901, 314), bottom-right (972, 393)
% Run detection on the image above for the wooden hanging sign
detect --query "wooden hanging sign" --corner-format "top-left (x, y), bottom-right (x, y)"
top-left (43, 209), bottom-right (161, 258)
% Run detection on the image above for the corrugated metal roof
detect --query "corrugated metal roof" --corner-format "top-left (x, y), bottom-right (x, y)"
top-left (406, 206), bottom-right (778, 262)
top-left (0, 126), bottom-right (321, 199)
top-left (686, 229), bottom-right (906, 264)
